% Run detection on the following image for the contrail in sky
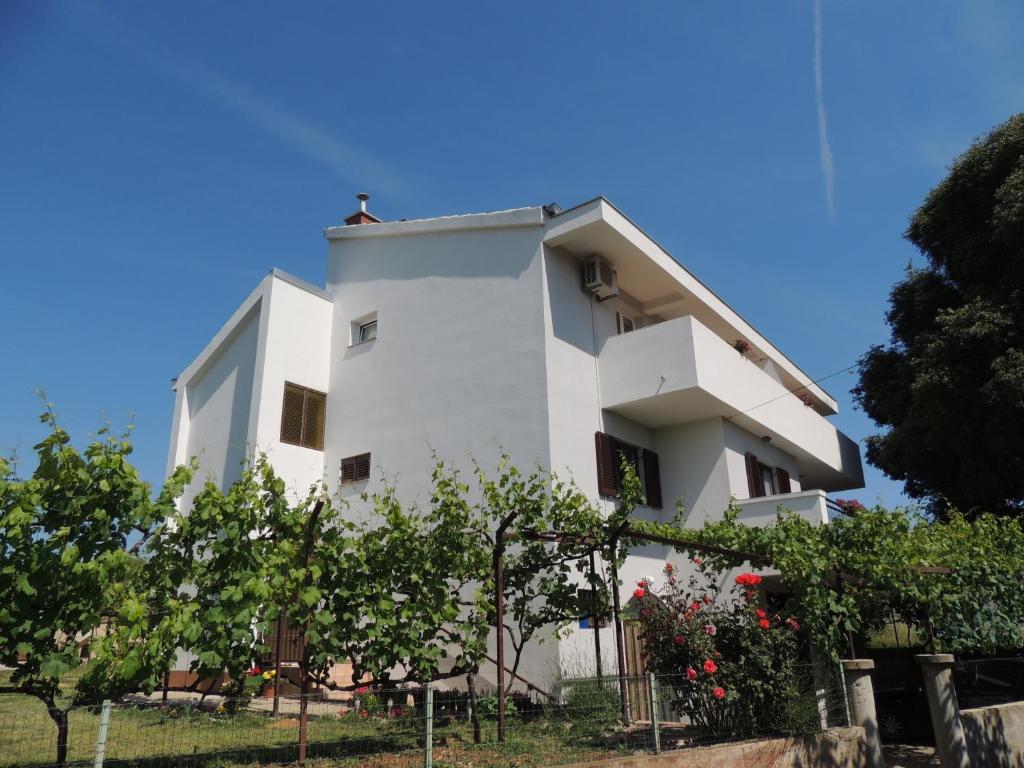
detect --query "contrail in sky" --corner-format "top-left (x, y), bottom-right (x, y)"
top-left (813, 0), bottom-right (836, 221)
top-left (59, 2), bottom-right (408, 197)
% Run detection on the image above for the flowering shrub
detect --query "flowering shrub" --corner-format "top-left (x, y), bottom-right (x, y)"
top-left (634, 560), bottom-right (810, 737)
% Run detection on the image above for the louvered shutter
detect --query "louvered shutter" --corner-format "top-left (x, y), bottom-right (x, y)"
top-left (642, 450), bottom-right (662, 509)
top-left (341, 456), bottom-right (356, 484)
top-left (745, 452), bottom-right (765, 498)
top-left (776, 467), bottom-right (791, 495)
top-left (595, 432), bottom-right (618, 497)
top-left (355, 453), bottom-right (371, 481)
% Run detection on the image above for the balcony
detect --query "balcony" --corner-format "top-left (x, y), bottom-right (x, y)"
top-left (735, 489), bottom-right (848, 527)
top-left (597, 315), bottom-right (863, 492)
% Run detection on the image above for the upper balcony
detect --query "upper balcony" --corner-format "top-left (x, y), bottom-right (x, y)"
top-left (597, 315), bottom-right (863, 492)
top-left (733, 489), bottom-right (852, 528)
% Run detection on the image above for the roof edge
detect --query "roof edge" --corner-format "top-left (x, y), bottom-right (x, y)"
top-left (324, 206), bottom-right (544, 240)
top-left (269, 268), bottom-right (333, 301)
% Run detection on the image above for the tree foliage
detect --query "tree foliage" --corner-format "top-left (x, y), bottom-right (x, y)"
top-left (0, 408), bottom-right (190, 764)
top-left (634, 503), bottom-right (1024, 660)
top-left (854, 113), bottom-right (1024, 518)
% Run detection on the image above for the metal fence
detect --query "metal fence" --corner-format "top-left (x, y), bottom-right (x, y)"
top-left (0, 665), bottom-right (850, 768)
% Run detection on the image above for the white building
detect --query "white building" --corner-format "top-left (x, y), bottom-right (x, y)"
top-left (166, 195), bottom-right (863, 688)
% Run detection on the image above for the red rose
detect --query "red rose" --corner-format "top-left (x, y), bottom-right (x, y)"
top-left (786, 617), bottom-right (801, 631)
top-left (664, 563), bottom-right (674, 573)
top-left (735, 573), bottom-right (762, 587)
top-left (633, 587), bottom-right (646, 599)
top-left (755, 609), bottom-right (767, 619)
top-left (703, 624), bottom-right (716, 636)
top-left (686, 668), bottom-right (698, 681)
top-left (759, 618), bottom-right (771, 629)
top-left (703, 660), bottom-right (717, 675)
top-left (702, 595), bottom-right (712, 605)
top-left (713, 687), bottom-right (726, 700)
top-left (690, 600), bottom-right (702, 613)
top-left (674, 634), bottom-right (686, 645)
top-left (693, 556), bottom-right (703, 565)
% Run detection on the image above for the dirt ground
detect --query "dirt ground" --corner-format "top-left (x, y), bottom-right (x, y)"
top-left (883, 743), bottom-right (940, 767)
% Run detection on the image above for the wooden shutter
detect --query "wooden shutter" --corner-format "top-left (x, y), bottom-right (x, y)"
top-left (355, 453), bottom-right (371, 481)
top-left (776, 467), bottom-right (791, 495)
top-left (595, 432), bottom-right (618, 497)
top-left (745, 452), bottom-right (765, 498)
top-left (340, 456), bottom-right (356, 484)
top-left (642, 450), bottom-right (662, 509)
top-left (280, 384), bottom-right (305, 445)
top-left (303, 389), bottom-right (326, 450)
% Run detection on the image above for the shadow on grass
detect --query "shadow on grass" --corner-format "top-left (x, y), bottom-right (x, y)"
top-left (92, 734), bottom-right (420, 768)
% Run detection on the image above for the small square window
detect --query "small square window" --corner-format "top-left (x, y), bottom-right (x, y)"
top-left (350, 312), bottom-right (378, 346)
top-left (358, 320), bottom-right (377, 343)
top-left (340, 452), bottom-right (371, 484)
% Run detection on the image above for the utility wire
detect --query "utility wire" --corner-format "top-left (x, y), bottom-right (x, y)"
top-left (723, 362), bottom-right (859, 422)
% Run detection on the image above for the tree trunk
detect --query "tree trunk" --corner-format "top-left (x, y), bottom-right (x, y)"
top-left (466, 673), bottom-right (482, 744)
top-left (46, 704), bottom-right (70, 766)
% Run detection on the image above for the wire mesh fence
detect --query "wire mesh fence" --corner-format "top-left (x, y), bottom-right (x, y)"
top-left (0, 664), bottom-right (850, 768)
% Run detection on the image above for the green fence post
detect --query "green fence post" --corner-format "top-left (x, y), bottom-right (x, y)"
top-left (648, 673), bottom-right (660, 754)
top-left (93, 700), bottom-right (112, 768)
top-left (423, 683), bottom-right (434, 768)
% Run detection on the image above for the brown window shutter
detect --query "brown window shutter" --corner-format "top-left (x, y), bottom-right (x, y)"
top-left (776, 467), bottom-right (791, 494)
top-left (355, 453), bottom-right (371, 481)
top-left (340, 456), bottom-right (356, 484)
top-left (643, 450), bottom-right (662, 509)
top-left (595, 432), bottom-right (618, 497)
top-left (280, 383), bottom-right (305, 445)
top-left (745, 452), bottom-right (765, 498)
top-left (303, 390), bottom-right (326, 450)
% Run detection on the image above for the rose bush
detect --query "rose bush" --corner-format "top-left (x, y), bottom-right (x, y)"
top-left (634, 559), bottom-right (812, 737)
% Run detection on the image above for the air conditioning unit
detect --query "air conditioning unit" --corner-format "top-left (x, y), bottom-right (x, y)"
top-left (583, 256), bottom-right (618, 299)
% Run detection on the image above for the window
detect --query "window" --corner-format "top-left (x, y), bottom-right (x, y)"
top-left (280, 382), bottom-right (326, 450)
top-left (358, 319), bottom-right (377, 343)
top-left (616, 311), bottom-right (635, 335)
top-left (340, 452), bottom-right (371, 484)
top-left (350, 311), bottom-right (378, 346)
top-left (594, 431), bottom-right (662, 508)
top-left (744, 453), bottom-right (792, 498)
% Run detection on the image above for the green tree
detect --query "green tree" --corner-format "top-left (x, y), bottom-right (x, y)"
top-left (0, 409), bottom-right (190, 765)
top-left (854, 114), bottom-right (1024, 518)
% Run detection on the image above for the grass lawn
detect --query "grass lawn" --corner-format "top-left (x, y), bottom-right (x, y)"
top-left (0, 671), bottom-right (635, 768)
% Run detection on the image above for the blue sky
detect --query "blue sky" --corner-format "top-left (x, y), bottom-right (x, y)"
top-left (2, 1), bottom-right (1021, 507)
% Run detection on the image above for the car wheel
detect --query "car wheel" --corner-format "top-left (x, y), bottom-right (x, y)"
top-left (879, 710), bottom-right (906, 740)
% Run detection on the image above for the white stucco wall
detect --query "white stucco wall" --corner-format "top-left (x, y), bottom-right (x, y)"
top-left (323, 225), bottom-right (552, 512)
top-left (249, 276), bottom-right (333, 500)
top-left (179, 303), bottom-right (260, 511)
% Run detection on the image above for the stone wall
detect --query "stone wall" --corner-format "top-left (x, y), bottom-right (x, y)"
top-left (961, 700), bottom-right (1024, 768)
top-left (565, 727), bottom-right (867, 768)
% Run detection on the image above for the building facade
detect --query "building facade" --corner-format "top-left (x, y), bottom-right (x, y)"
top-left (166, 196), bottom-right (863, 689)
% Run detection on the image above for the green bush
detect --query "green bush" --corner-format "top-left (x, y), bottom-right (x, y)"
top-left (476, 694), bottom-right (517, 720)
top-left (634, 561), bottom-right (807, 738)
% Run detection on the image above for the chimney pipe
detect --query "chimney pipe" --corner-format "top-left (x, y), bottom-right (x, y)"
top-left (344, 192), bottom-right (381, 226)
